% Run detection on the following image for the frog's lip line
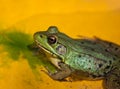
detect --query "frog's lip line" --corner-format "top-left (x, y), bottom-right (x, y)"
top-left (34, 40), bottom-right (57, 57)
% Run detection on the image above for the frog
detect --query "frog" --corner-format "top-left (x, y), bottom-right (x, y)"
top-left (33, 26), bottom-right (120, 89)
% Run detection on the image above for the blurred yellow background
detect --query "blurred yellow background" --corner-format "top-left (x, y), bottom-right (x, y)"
top-left (0, 0), bottom-right (120, 89)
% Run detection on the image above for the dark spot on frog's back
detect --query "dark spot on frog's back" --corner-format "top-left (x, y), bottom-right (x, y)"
top-left (114, 47), bottom-right (119, 51)
top-left (113, 57), bottom-right (116, 60)
top-left (78, 55), bottom-right (81, 58)
top-left (88, 67), bottom-right (91, 70)
top-left (98, 63), bottom-right (103, 68)
top-left (80, 41), bottom-right (84, 44)
top-left (105, 49), bottom-right (109, 52)
top-left (113, 55), bottom-right (118, 58)
top-left (105, 66), bottom-right (110, 69)
top-left (109, 60), bottom-right (112, 64)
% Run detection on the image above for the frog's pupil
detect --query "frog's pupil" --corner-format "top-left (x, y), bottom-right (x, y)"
top-left (48, 36), bottom-right (56, 44)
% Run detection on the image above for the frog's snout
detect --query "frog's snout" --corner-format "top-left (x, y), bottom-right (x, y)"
top-left (34, 32), bottom-right (42, 40)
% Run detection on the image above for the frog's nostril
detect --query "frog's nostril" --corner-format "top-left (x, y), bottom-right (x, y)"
top-left (40, 35), bottom-right (43, 38)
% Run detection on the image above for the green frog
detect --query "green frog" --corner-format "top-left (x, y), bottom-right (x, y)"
top-left (33, 26), bottom-right (120, 89)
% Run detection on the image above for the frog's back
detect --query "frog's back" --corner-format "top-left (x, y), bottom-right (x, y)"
top-left (75, 37), bottom-right (120, 62)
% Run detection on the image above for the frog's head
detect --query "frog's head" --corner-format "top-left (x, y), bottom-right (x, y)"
top-left (34, 26), bottom-right (72, 67)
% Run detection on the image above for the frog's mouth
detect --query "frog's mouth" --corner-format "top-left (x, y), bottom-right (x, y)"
top-left (35, 40), bottom-right (57, 57)
top-left (34, 40), bottom-right (62, 69)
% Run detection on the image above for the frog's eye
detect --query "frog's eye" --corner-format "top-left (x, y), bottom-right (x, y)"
top-left (47, 35), bottom-right (57, 44)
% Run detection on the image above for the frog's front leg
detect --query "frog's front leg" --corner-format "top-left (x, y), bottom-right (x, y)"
top-left (103, 68), bottom-right (120, 89)
top-left (46, 62), bottom-right (73, 80)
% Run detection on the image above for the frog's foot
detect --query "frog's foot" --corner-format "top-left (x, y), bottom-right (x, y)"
top-left (45, 62), bottom-right (73, 81)
top-left (103, 68), bottom-right (120, 89)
